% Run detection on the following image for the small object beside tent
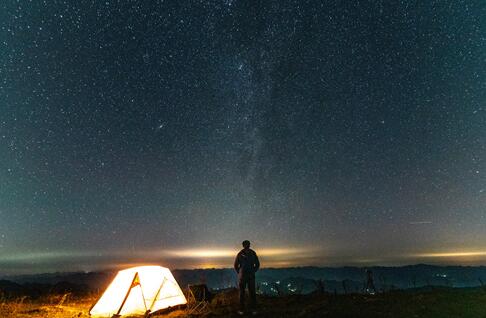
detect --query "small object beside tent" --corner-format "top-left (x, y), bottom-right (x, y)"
top-left (89, 265), bottom-right (187, 317)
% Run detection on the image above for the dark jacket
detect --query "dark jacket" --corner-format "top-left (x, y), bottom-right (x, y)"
top-left (234, 248), bottom-right (260, 278)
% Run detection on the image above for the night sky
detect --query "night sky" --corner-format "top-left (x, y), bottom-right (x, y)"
top-left (1, 1), bottom-right (486, 274)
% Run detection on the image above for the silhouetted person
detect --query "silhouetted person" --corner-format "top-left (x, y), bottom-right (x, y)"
top-left (365, 269), bottom-right (376, 294)
top-left (234, 240), bottom-right (260, 315)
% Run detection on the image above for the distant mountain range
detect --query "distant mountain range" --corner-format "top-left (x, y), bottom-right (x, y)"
top-left (1, 264), bottom-right (486, 297)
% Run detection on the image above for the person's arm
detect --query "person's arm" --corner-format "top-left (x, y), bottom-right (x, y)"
top-left (254, 251), bottom-right (260, 272)
top-left (234, 253), bottom-right (240, 273)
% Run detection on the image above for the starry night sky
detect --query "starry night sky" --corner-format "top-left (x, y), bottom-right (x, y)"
top-left (1, 1), bottom-right (486, 274)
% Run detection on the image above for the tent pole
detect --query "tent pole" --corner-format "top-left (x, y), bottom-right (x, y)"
top-left (148, 277), bottom-right (167, 312)
top-left (114, 272), bottom-right (139, 317)
top-left (140, 277), bottom-right (148, 316)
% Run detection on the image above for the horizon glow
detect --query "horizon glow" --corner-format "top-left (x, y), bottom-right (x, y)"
top-left (2, 246), bottom-right (486, 275)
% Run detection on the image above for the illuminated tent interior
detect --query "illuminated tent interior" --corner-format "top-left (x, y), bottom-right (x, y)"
top-left (89, 265), bottom-right (187, 317)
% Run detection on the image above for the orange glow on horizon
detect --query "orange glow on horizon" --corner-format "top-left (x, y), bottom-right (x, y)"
top-left (414, 251), bottom-right (486, 258)
top-left (165, 249), bottom-right (235, 258)
top-left (164, 247), bottom-right (317, 259)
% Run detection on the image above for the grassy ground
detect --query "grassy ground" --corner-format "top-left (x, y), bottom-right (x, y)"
top-left (1, 288), bottom-right (486, 317)
top-left (0, 297), bottom-right (90, 318)
top-left (205, 287), bottom-right (486, 318)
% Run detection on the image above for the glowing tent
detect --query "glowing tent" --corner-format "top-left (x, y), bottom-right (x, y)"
top-left (89, 265), bottom-right (187, 317)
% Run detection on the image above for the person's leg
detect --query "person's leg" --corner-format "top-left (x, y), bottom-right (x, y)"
top-left (239, 277), bottom-right (246, 311)
top-left (248, 276), bottom-right (256, 310)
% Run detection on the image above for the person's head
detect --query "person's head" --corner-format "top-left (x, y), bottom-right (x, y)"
top-left (242, 240), bottom-right (251, 249)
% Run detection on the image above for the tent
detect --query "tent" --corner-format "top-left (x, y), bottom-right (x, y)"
top-left (89, 265), bottom-right (187, 317)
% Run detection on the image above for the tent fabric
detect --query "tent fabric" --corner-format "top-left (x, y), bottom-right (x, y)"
top-left (90, 265), bottom-right (187, 317)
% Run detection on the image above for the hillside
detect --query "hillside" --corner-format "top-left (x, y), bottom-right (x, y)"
top-left (4, 264), bottom-right (486, 295)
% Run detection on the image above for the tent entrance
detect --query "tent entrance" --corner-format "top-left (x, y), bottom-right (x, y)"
top-left (114, 273), bottom-right (169, 318)
top-left (113, 272), bottom-right (147, 317)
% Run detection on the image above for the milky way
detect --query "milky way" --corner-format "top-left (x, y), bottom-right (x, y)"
top-left (1, 1), bottom-right (486, 274)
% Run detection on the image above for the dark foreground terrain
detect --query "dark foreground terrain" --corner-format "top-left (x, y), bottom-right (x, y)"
top-left (1, 287), bottom-right (486, 318)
